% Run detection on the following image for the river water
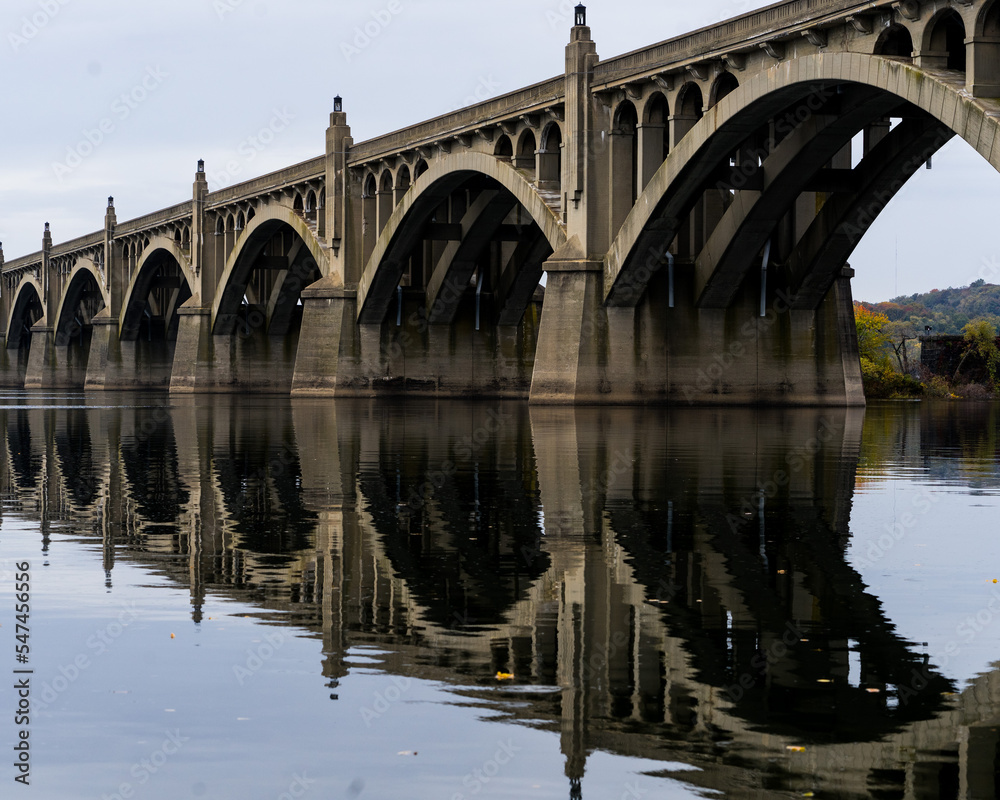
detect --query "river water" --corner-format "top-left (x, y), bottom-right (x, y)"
top-left (1, 394), bottom-right (998, 799)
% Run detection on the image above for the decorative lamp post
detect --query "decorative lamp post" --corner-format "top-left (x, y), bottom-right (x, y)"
top-left (334, 95), bottom-right (343, 113)
top-left (575, 4), bottom-right (586, 26)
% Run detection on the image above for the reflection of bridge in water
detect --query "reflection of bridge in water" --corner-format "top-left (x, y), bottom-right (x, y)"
top-left (3, 398), bottom-right (1000, 798)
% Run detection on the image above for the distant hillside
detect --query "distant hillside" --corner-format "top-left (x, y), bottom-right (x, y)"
top-left (858, 280), bottom-right (1000, 336)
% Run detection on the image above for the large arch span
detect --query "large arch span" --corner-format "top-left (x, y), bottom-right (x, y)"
top-left (605, 52), bottom-right (995, 309)
top-left (356, 151), bottom-right (566, 325)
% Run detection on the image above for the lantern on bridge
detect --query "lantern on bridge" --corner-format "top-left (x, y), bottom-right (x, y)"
top-left (575, 4), bottom-right (586, 27)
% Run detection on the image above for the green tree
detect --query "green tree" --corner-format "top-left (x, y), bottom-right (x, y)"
top-left (955, 318), bottom-right (1000, 386)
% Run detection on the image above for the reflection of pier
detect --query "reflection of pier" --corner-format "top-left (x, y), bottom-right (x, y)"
top-left (3, 398), bottom-right (1000, 798)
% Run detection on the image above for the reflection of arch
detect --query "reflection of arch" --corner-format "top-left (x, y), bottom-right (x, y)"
top-left (211, 204), bottom-right (327, 335)
top-left (874, 24), bottom-right (914, 58)
top-left (357, 151), bottom-right (566, 325)
top-left (120, 237), bottom-right (196, 339)
top-left (55, 409), bottom-right (99, 508)
top-left (923, 8), bottom-right (967, 71)
top-left (5, 278), bottom-right (45, 351)
top-left (605, 53), bottom-right (994, 307)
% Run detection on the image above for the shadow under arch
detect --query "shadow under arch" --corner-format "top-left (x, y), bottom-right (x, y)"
top-left (211, 204), bottom-right (328, 336)
top-left (356, 151), bottom-right (566, 325)
top-left (5, 277), bottom-right (45, 351)
top-left (119, 236), bottom-right (196, 339)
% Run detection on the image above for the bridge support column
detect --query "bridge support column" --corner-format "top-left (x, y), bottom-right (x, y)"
top-left (970, 37), bottom-right (1000, 97)
top-left (84, 310), bottom-right (119, 390)
top-left (530, 237), bottom-right (608, 404)
top-left (22, 325), bottom-right (54, 390)
top-left (169, 302), bottom-right (220, 392)
top-left (291, 280), bottom-right (359, 396)
top-left (0, 342), bottom-right (26, 388)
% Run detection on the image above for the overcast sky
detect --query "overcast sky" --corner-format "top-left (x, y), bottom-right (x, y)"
top-left (2, 0), bottom-right (998, 302)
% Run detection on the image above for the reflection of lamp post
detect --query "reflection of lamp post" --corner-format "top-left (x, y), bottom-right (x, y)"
top-left (925, 326), bottom-right (933, 335)
top-left (575, 4), bottom-right (586, 26)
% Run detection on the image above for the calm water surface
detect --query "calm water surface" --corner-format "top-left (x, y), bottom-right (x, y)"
top-left (1, 395), bottom-right (999, 799)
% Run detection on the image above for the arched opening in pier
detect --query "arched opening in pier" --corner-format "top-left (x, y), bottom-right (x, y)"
top-left (925, 9), bottom-right (968, 71)
top-left (537, 122), bottom-right (563, 194)
top-left (640, 92), bottom-right (670, 189)
top-left (874, 24), bottom-right (914, 59)
top-left (494, 135), bottom-right (513, 161)
top-left (515, 129), bottom-right (538, 180)
top-left (611, 100), bottom-right (640, 236)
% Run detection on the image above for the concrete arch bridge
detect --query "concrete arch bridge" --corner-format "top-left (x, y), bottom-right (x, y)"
top-left (4, 0), bottom-right (1000, 404)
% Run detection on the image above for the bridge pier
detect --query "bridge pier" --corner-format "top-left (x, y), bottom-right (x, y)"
top-left (169, 300), bottom-right (302, 393)
top-left (292, 279), bottom-right (540, 398)
top-left (532, 241), bottom-right (864, 405)
top-left (22, 324), bottom-right (93, 390)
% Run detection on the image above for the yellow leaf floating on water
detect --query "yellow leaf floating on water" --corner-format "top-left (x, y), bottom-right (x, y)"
top-left (786, 746), bottom-right (806, 753)
top-left (495, 672), bottom-right (514, 681)
top-left (170, 633), bottom-right (175, 639)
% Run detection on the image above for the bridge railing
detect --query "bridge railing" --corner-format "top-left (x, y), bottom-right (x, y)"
top-left (116, 201), bottom-right (194, 237)
top-left (205, 156), bottom-right (326, 209)
top-left (347, 77), bottom-right (565, 166)
top-left (594, 0), bottom-right (891, 85)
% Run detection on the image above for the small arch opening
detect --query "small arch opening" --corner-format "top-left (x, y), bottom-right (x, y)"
top-left (494, 135), bottom-right (513, 161)
top-left (875, 24), bottom-right (914, 58)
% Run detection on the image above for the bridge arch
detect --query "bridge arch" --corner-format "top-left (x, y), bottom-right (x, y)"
top-left (211, 202), bottom-right (327, 336)
top-left (604, 52), bottom-right (996, 307)
top-left (356, 150), bottom-right (566, 325)
top-left (5, 277), bottom-right (45, 352)
top-left (119, 237), bottom-right (196, 339)
top-left (52, 262), bottom-right (109, 346)
top-left (874, 24), bottom-right (914, 58)
top-left (709, 72), bottom-right (739, 108)
top-left (922, 7), bottom-right (968, 71)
